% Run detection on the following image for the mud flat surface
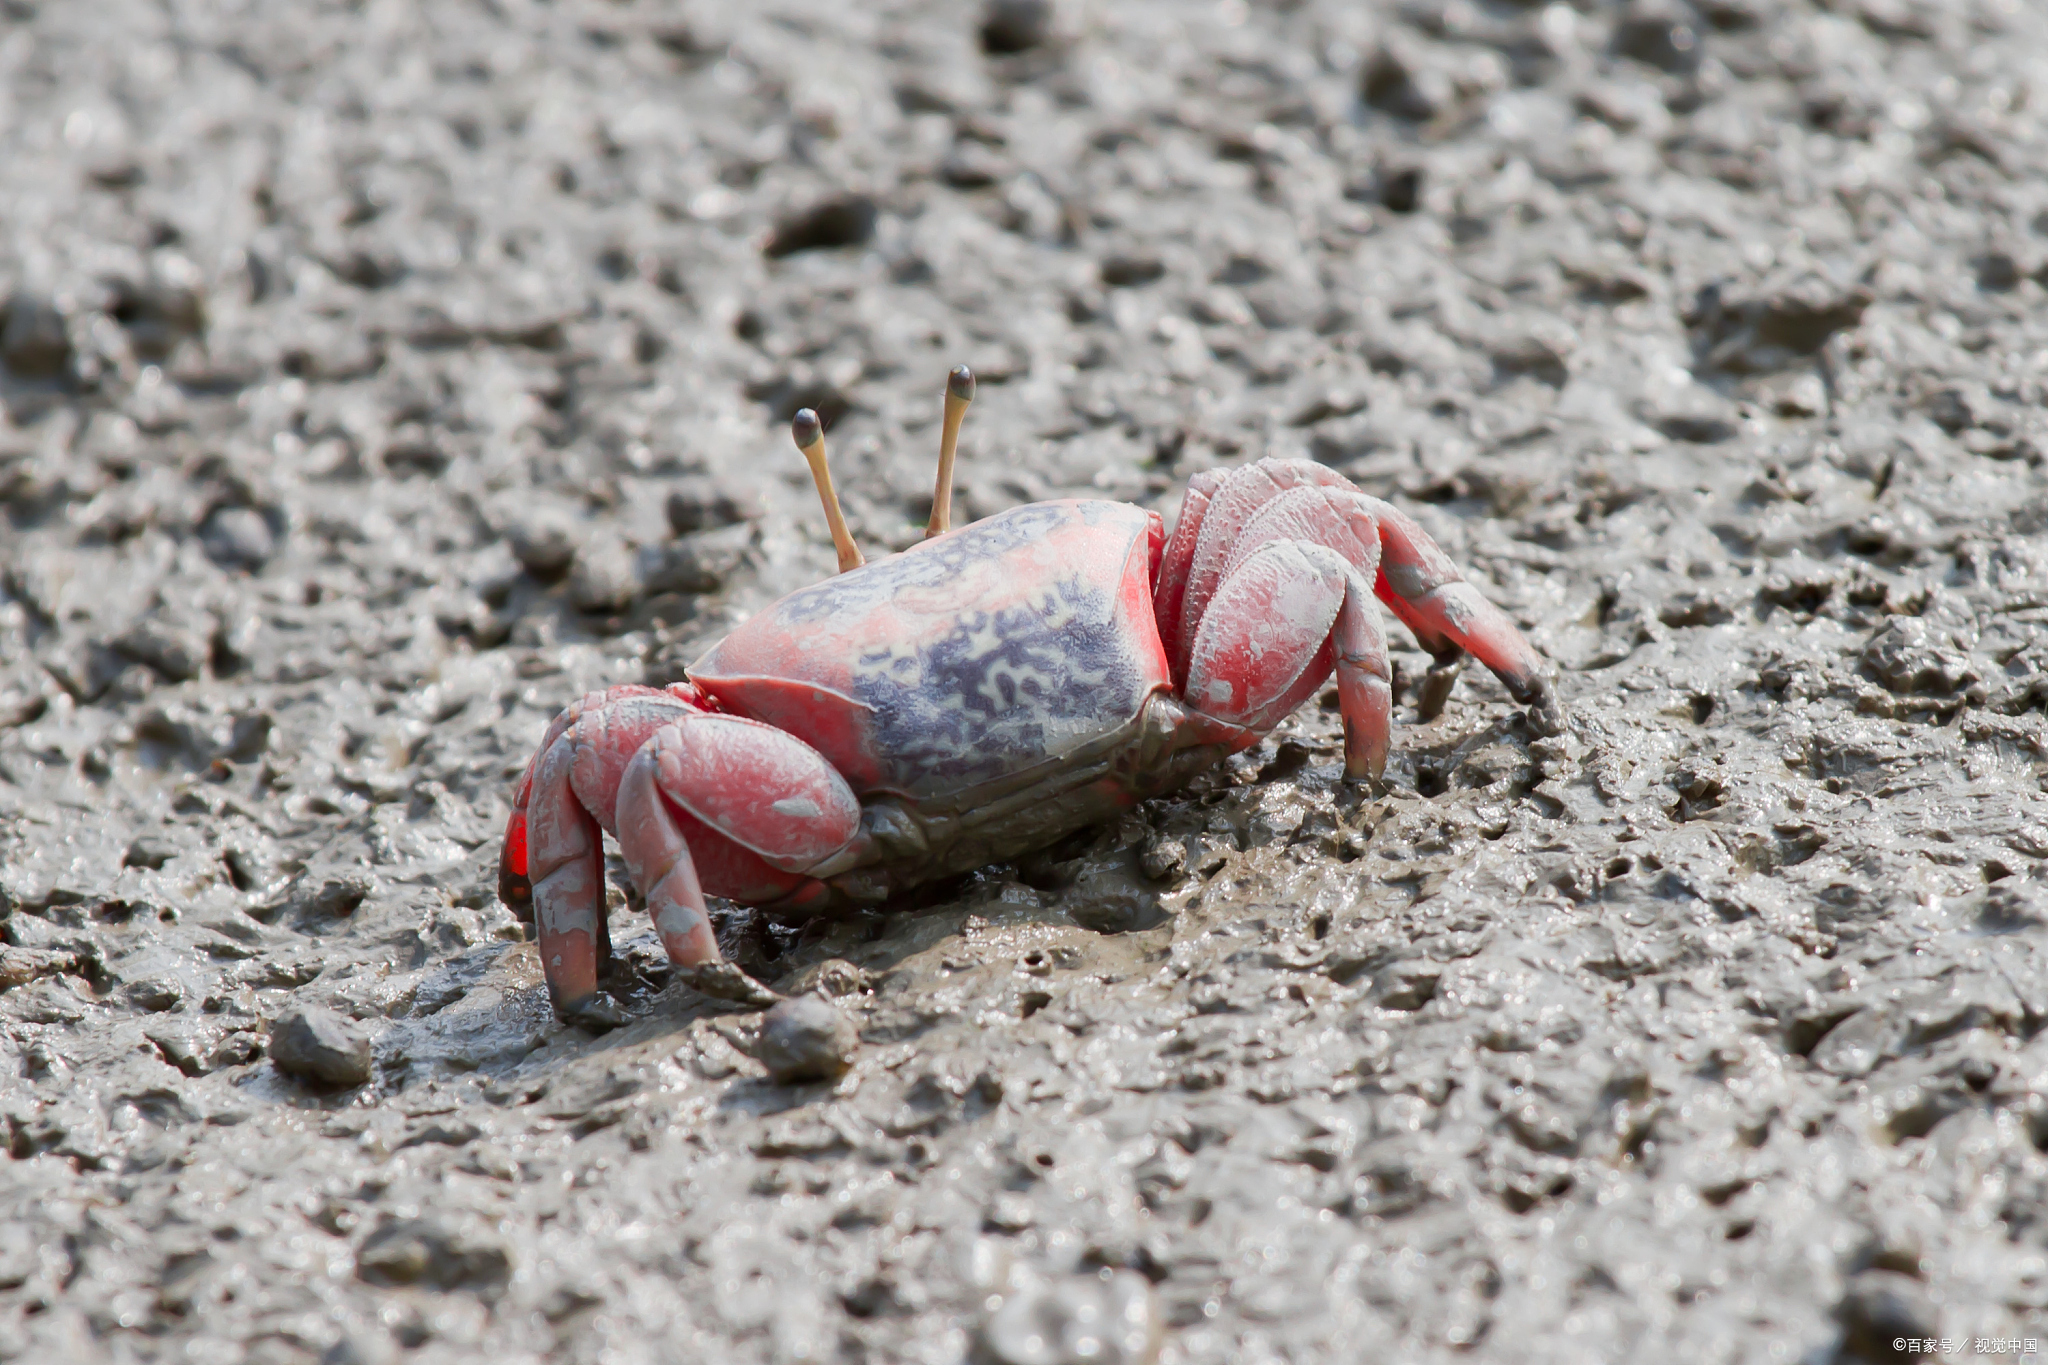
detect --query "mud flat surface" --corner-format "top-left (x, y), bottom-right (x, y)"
top-left (6, 0), bottom-right (2048, 1361)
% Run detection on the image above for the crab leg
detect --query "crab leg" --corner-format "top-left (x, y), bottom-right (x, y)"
top-left (1151, 467), bottom-right (1226, 685)
top-left (498, 685), bottom-right (687, 918)
top-left (1172, 459), bottom-right (1354, 672)
top-left (1365, 501), bottom-right (1558, 730)
top-left (615, 714), bottom-right (863, 1005)
top-left (793, 408), bottom-right (864, 574)
top-left (1183, 541), bottom-right (1391, 780)
top-left (526, 724), bottom-right (615, 1022)
top-left (925, 364), bottom-right (975, 539)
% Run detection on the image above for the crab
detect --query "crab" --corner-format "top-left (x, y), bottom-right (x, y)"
top-left (497, 366), bottom-right (1561, 1026)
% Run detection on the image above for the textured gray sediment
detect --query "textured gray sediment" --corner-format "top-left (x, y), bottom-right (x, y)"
top-left (5, 1), bottom-right (2048, 1361)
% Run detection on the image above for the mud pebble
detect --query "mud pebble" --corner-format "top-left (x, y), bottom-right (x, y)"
top-left (354, 1217), bottom-right (512, 1292)
top-left (569, 539), bottom-right (639, 614)
top-left (0, 293), bottom-right (71, 377)
top-left (983, 1271), bottom-right (1161, 1365)
top-left (755, 993), bottom-right (859, 1084)
top-left (270, 1004), bottom-right (373, 1087)
top-left (200, 507), bottom-right (276, 569)
top-left (1138, 837), bottom-right (1187, 883)
top-left (664, 476), bottom-right (762, 536)
top-left (284, 873), bottom-right (373, 920)
top-left (114, 620), bottom-right (208, 682)
top-left (507, 511), bottom-right (579, 579)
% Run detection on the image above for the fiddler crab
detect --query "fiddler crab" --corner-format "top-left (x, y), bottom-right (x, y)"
top-left (498, 366), bottom-right (1562, 1027)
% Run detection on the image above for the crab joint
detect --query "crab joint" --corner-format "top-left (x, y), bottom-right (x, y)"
top-left (791, 407), bottom-right (864, 573)
top-left (924, 364), bottom-right (975, 539)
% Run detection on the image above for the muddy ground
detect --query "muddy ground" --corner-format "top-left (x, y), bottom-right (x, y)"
top-left (5, 0), bottom-right (2048, 1360)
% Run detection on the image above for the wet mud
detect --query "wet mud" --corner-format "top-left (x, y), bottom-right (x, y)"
top-left (5, 1), bottom-right (2048, 1361)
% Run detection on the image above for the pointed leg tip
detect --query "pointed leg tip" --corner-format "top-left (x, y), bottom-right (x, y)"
top-left (558, 991), bottom-right (631, 1032)
top-left (677, 961), bottom-right (783, 1009)
top-left (1343, 757), bottom-right (1387, 788)
top-left (1525, 689), bottom-right (1566, 738)
top-left (1505, 666), bottom-right (1564, 737)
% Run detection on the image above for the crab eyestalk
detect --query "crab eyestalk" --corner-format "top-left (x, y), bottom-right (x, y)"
top-left (924, 364), bottom-right (975, 539)
top-left (791, 408), bottom-right (864, 574)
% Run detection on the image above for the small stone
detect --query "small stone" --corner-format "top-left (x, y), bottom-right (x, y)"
top-left (226, 711), bottom-right (273, 761)
top-left (200, 507), bottom-right (277, 569)
top-left (754, 993), bottom-right (859, 1084)
top-left (269, 1005), bottom-right (373, 1087)
top-left (980, 0), bottom-right (1055, 55)
top-left (114, 619), bottom-right (209, 682)
top-left (1139, 837), bottom-right (1188, 883)
top-left (1975, 250), bottom-right (2028, 293)
top-left (0, 294), bottom-right (71, 378)
top-left (568, 540), bottom-right (639, 614)
top-left (664, 476), bottom-right (763, 536)
top-left (983, 1271), bottom-right (1162, 1365)
top-left (355, 1217), bottom-right (512, 1292)
top-left (507, 511), bottom-right (579, 579)
top-left (284, 873), bottom-right (374, 920)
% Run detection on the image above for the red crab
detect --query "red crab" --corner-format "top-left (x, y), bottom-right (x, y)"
top-left (498, 366), bottom-right (1560, 1026)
